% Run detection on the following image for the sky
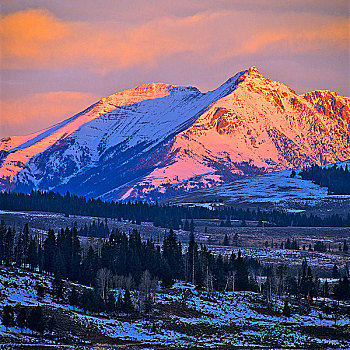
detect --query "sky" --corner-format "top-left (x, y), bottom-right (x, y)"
top-left (1, 0), bottom-right (349, 138)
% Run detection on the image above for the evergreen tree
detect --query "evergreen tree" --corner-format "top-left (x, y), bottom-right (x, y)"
top-left (183, 219), bottom-right (190, 231)
top-left (47, 316), bottom-right (55, 333)
top-left (52, 274), bottom-right (64, 302)
top-left (160, 261), bottom-right (173, 288)
top-left (234, 251), bottom-right (249, 291)
top-left (69, 287), bottom-right (79, 309)
top-left (187, 232), bottom-right (198, 284)
top-left (122, 289), bottom-right (134, 314)
top-left (80, 289), bottom-right (90, 313)
top-left (162, 229), bottom-right (183, 282)
top-left (214, 254), bottom-right (225, 291)
top-left (43, 229), bottom-right (56, 274)
top-left (81, 246), bottom-right (99, 286)
top-left (223, 234), bottom-right (230, 246)
top-left (332, 264), bottom-right (339, 279)
top-left (16, 307), bottom-right (27, 332)
top-left (2, 305), bottom-right (14, 329)
top-left (4, 227), bottom-right (14, 266)
top-left (27, 306), bottom-right (45, 335)
top-left (106, 293), bottom-right (116, 313)
top-left (333, 276), bottom-right (350, 300)
top-left (70, 226), bottom-right (81, 281)
top-left (116, 293), bottom-right (123, 314)
top-left (189, 219), bottom-right (195, 234)
top-left (27, 238), bottom-right (38, 271)
top-left (36, 284), bottom-right (45, 299)
top-left (0, 221), bottom-right (6, 264)
top-left (323, 280), bottom-right (329, 298)
top-left (282, 300), bottom-right (291, 317)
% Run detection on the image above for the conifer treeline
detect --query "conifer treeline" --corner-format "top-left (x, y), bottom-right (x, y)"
top-left (300, 164), bottom-right (350, 194)
top-left (0, 221), bottom-right (258, 292)
top-left (1, 221), bottom-right (349, 322)
top-left (1, 190), bottom-right (349, 228)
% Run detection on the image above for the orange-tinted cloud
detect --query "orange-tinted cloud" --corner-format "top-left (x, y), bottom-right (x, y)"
top-left (235, 18), bottom-right (348, 56)
top-left (0, 9), bottom-right (69, 66)
top-left (1, 8), bottom-right (347, 72)
top-left (0, 91), bottom-right (101, 138)
top-left (0, 4), bottom-right (349, 137)
top-left (0, 9), bottom-right (211, 71)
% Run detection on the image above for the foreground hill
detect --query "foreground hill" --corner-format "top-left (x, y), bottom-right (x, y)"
top-left (1, 266), bottom-right (349, 349)
top-left (1, 67), bottom-right (349, 201)
top-left (164, 161), bottom-right (350, 216)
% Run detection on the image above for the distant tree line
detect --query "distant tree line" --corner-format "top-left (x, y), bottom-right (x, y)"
top-left (300, 164), bottom-right (350, 195)
top-left (1, 190), bottom-right (350, 229)
top-left (78, 220), bottom-right (110, 238)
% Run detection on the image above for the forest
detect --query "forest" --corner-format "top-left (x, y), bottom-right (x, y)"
top-left (1, 190), bottom-right (350, 229)
top-left (299, 164), bottom-right (350, 195)
top-left (0, 220), bottom-right (349, 320)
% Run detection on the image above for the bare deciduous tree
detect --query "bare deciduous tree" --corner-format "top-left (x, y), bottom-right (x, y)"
top-left (96, 267), bottom-right (112, 302)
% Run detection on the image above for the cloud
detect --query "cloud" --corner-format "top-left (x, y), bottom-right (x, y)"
top-left (1, 8), bottom-right (348, 73)
top-left (0, 91), bottom-right (101, 137)
top-left (0, 9), bottom-right (211, 71)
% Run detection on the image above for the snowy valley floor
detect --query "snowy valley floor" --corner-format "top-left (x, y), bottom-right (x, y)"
top-left (0, 267), bottom-right (349, 349)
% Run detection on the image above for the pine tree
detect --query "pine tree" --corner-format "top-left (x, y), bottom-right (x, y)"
top-left (323, 280), bottom-right (329, 298)
top-left (282, 300), bottom-right (291, 317)
top-left (0, 221), bottom-right (6, 264)
top-left (2, 305), bottom-right (14, 329)
top-left (116, 293), bottom-right (123, 314)
top-left (27, 238), bottom-right (38, 271)
top-left (187, 232), bottom-right (198, 284)
top-left (223, 234), bottom-right (230, 246)
top-left (162, 229), bottom-right (183, 281)
top-left (106, 293), bottom-right (116, 314)
top-left (70, 226), bottom-right (81, 281)
top-left (80, 289), bottom-right (90, 313)
top-left (333, 277), bottom-right (350, 300)
top-left (122, 289), bottom-right (134, 314)
top-left (214, 254), bottom-right (225, 290)
top-left (16, 307), bottom-right (27, 332)
top-left (47, 316), bottom-right (55, 333)
top-left (332, 264), bottom-right (339, 279)
top-left (189, 219), bottom-right (195, 234)
top-left (69, 287), bottom-right (79, 309)
top-left (183, 219), bottom-right (190, 231)
top-left (27, 306), bottom-right (45, 335)
top-left (36, 284), bottom-right (45, 299)
top-left (4, 227), bottom-right (14, 266)
top-left (43, 229), bottom-right (56, 274)
top-left (52, 274), bottom-right (64, 302)
top-left (81, 246), bottom-right (98, 286)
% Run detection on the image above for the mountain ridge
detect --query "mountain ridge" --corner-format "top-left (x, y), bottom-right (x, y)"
top-left (1, 67), bottom-right (349, 201)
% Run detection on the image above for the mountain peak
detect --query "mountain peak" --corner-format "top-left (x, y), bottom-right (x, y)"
top-left (247, 66), bottom-right (261, 74)
top-left (1, 68), bottom-right (349, 201)
top-left (242, 66), bottom-right (266, 80)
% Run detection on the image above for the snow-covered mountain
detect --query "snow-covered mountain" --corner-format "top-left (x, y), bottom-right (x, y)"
top-left (1, 67), bottom-right (349, 201)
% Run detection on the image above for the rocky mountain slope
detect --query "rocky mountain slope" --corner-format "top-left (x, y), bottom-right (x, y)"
top-left (1, 67), bottom-right (349, 201)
